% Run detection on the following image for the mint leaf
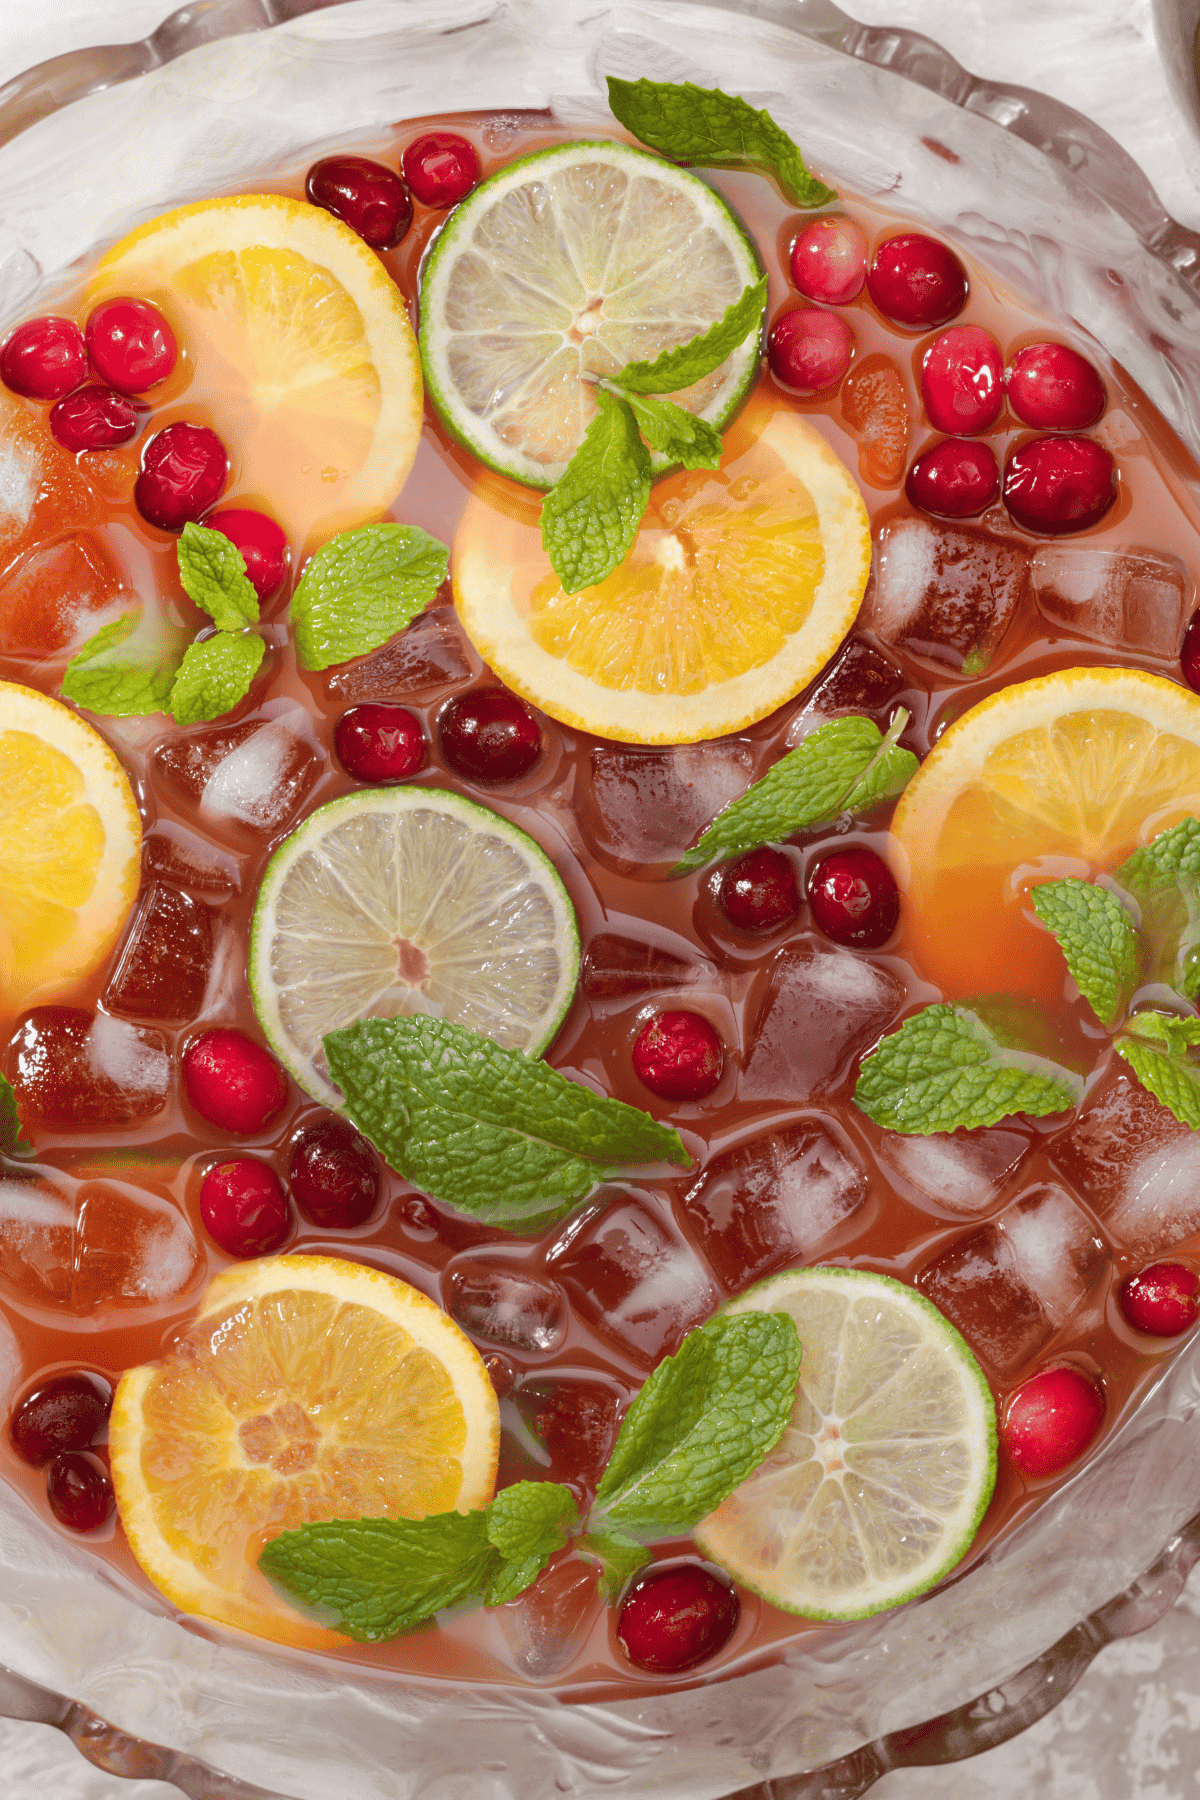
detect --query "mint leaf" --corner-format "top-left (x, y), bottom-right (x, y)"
top-left (177, 522), bottom-right (259, 631)
top-left (483, 1482), bottom-right (578, 1605)
top-left (0, 1076), bottom-right (32, 1159)
top-left (1115, 1033), bottom-right (1200, 1129)
top-left (1031, 878), bottom-right (1139, 1027)
top-left (1122, 1011), bottom-right (1200, 1053)
top-left (578, 1530), bottom-right (651, 1602)
top-left (291, 524), bottom-right (450, 672)
top-left (1114, 819), bottom-right (1200, 1003)
top-left (541, 387), bottom-right (650, 594)
top-left (612, 279), bottom-right (767, 396)
top-left (61, 613), bottom-right (180, 718)
top-left (323, 1016), bottom-right (690, 1230)
top-left (168, 630), bottom-right (265, 726)
top-left (1116, 817), bottom-right (1200, 887)
top-left (607, 77), bottom-right (836, 207)
top-left (855, 1003), bottom-right (1083, 1134)
top-left (617, 390), bottom-right (724, 470)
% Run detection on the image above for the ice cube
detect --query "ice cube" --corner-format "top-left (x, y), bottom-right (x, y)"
top-left (493, 1558), bottom-right (601, 1679)
top-left (1030, 544), bottom-right (1190, 659)
top-left (7, 1007), bottom-right (170, 1130)
top-left (684, 1120), bottom-right (868, 1290)
top-left (154, 709), bottom-right (321, 836)
top-left (0, 1171), bottom-right (201, 1313)
top-left (863, 518), bottom-right (1030, 673)
top-left (873, 1126), bottom-right (1031, 1218)
top-left (580, 931), bottom-right (717, 1000)
top-left (740, 940), bottom-right (903, 1103)
top-left (521, 1376), bottom-right (624, 1489)
top-left (0, 389), bottom-right (98, 562)
top-left (579, 741), bottom-right (753, 869)
top-left (443, 1257), bottom-right (566, 1354)
top-left (785, 637), bottom-right (906, 746)
top-left (104, 883), bottom-right (216, 1024)
top-left (326, 604), bottom-right (475, 700)
top-left (547, 1196), bottom-right (719, 1367)
top-left (143, 822), bottom-right (241, 900)
top-left (0, 432), bottom-right (38, 548)
top-left (1049, 1066), bottom-right (1200, 1256)
top-left (0, 532), bottom-right (128, 658)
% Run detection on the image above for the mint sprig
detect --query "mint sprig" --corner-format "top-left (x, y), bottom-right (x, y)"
top-left (621, 390), bottom-right (724, 470)
top-left (540, 387), bottom-right (651, 594)
top-left (290, 524), bottom-right (450, 672)
top-left (613, 279), bottom-right (768, 397)
top-left (177, 521), bottom-right (259, 630)
top-left (1115, 1011), bottom-right (1200, 1127)
top-left (168, 631), bottom-right (267, 727)
top-left (0, 1075), bottom-right (32, 1160)
top-left (607, 77), bottom-right (836, 207)
top-left (61, 612), bottom-right (181, 718)
top-left (1031, 879), bottom-right (1138, 1027)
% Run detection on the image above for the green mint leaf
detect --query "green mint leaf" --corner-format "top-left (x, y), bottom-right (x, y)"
top-left (0, 1076), bottom-right (33, 1159)
top-left (291, 524), bottom-right (450, 672)
top-left (1115, 1033), bottom-right (1200, 1129)
top-left (617, 389), bottom-right (724, 470)
top-left (541, 387), bottom-right (651, 594)
top-left (1113, 819), bottom-right (1200, 1005)
top-left (61, 612), bottom-right (181, 718)
top-left (323, 1016), bottom-right (690, 1231)
top-left (1031, 878), bottom-right (1139, 1027)
top-left (1116, 817), bottom-right (1200, 888)
top-left (607, 77), bottom-right (836, 207)
top-left (483, 1481), bottom-right (578, 1605)
top-left (612, 278), bottom-right (767, 396)
top-left (1122, 1010), bottom-right (1200, 1052)
top-left (854, 1003), bottom-right (1083, 1134)
top-left (176, 522), bottom-right (259, 631)
top-left (577, 1530), bottom-right (652, 1602)
top-left (838, 708), bottom-right (920, 813)
top-left (168, 630), bottom-right (265, 726)
top-left (590, 1312), bottom-right (800, 1539)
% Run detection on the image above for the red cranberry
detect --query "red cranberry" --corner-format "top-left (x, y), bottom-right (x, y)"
top-left (305, 155), bottom-right (412, 249)
top-left (85, 298), bottom-right (177, 393)
top-left (617, 1563), bottom-right (740, 1673)
top-left (1006, 342), bottom-right (1105, 431)
top-left (0, 316), bottom-right (87, 400)
top-left (439, 689), bottom-right (542, 782)
top-left (402, 132), bottom-right (480, 209)
top-left (203, 507), bottom-right (289, 602)
top-left (46, 1451), bottom-right (114, 1532)
top-left (768, 308), bottom-right (854, 393)
top-left (136, 423), bottom-right (228, 531)
top-left (719, 847), bottom-right (800, 932)
top-left (920, 326), bottom-right (1003, 435)
top-left (334, 704), bottom-right (426, 783)
top-left (808, 846), bottom-right (899, 948)
top-left (200, 1158), bottom-right (291, 1257)
top-left (49, 384), bottom-right (141, 452)
top-left (1120, 1262), bottom-right (1200, 1337)
top-left (10, 1373), bottom-right (112, 1467)
top-left (631, 1010), bottom-right (723, 1102)
top-left (1003, 1365), bottom-right (1105, 1478)
top-left (789, 217), bottom-right (868, 305)
top-left (906, 438), bottom-right (999, 518)
top-left (867, 234), bottom-right (968, 329)
top-left (1183, 612), bottom-right (1200, 692)
top-left (1003, 435), bottom-right (1116, 535)
top-left (182, 1028), bottom-right (288, 1134)
top-left (288, 1115), bottom-right (380, 1229)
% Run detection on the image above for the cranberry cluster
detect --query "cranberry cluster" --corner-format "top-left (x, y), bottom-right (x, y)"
top-left (9, 1372), bottom-right (114, 1533)
top-left (305, 131), bottom-right (479, 246)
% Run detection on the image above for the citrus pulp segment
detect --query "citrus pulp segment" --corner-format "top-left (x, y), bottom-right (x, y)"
top-left (249, 785), bottom-right (581, 1105)
top-left (109, 1255), bottom-right (500, 1643)
top-left (418, 140), bottom-right (764, 488)
top-left (694, 1267), bottom-right (997, 1619)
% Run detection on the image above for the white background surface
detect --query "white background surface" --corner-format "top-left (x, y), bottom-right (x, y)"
top-left (3, 1), bottom-right (1200, 1796)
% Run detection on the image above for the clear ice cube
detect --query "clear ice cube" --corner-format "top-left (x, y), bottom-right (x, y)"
top-left (740, 940), bottom-right (903, 1103)
top-left (8, 1007), bottom-right (170, 1130)
top-left (0, 389), bottom-right (98, 563)
top-left (143, 822), bottom-right (241, 900)
top-left (579, 742), bottom-right (753, 868)
top-left (1049, 1066), bottom-right (1200, 1256)
top-left (1030, 544), bottom-right (1190, 659)
top-left (492, 1558), bottom-right (601, 1678)
top-left (104, 883), bottom-right (216, 1024)
top-left (0, 532), bottom-right (127, 658)
top-left (580, 931), bottom-right (716, 1000)
top-left (155, 709), bottom-right (321, 835)
top-left (547, 1196), bottom-right (719, 1367)
top-left (863, 518), bottom-right (1030, 673)
top-left (873, 1126), bottom-right (1031, 1218)
top-left (0, 1171), bottom-right (201, 1313)
top-left (443, 1257), bottom-right (566, 1354)
top-left (326, 604), bottom-right (475, 700)
top-left (785, 637), bottom-right (906, 746)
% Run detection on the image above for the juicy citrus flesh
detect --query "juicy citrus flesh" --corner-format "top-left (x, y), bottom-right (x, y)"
top-left (694, 1268), bottom-right (997, 1620)
top-left (109, 1256), bottom-right (500, 1644)
top-left (890, 667), bottom-right (1200, 1004)
top-left (0, 682), bottom-right (141, 1019)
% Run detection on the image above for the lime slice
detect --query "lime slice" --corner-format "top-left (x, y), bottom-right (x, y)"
top-left (419, 140), bottom-right (763, 489)
top-left (249, 787), bottom-right (580, 1105)
top-left (695, 1268), bottom-right (997, 1619)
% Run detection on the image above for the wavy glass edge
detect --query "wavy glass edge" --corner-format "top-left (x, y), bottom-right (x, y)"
top-left (2, 3), bottom-right (1200, 1797)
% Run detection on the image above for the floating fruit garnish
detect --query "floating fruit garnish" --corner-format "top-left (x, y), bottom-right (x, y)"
top-left (632, 1009), bottom-right (724, 1102)
top-left (1001, 1364), bottom-right (1105, 1477)
top-left (767, 307), bottom-right (854, 393)
top-left (1119, 1262), bottom-right (1200, 1337)
top-left (617, 1563), bottom-right (740, 1672)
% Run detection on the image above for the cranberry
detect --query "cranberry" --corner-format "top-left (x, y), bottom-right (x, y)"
top-left (334, 704), bottom-right (425, 783)
top-left (807, 847), bottom-right (900, 948)
top-left (1003, 435), bottom-right (1116, 536)
top-left (867, 233), bottom-right (968, 329)
top-left (46, 1451), bottom-right (114, 1532)
top-left (49, 384), bottom-right (141, 452)
top-left (617, 1563), bottom-right (740, 1673)
top-left (906, 438), bottom-right (1000, 518)
top-left (200, 1158), bottom-right (291, 1257)
top-left (204, 507), bottom-right (289, 603)
top-left (1006, 342), bottom-right (1105, 431)
top-left (631, 1010), bottom-right (723, 1102)
top-left (1183, 612), bottom-right (1200, 692)
top-left (789, 217), bottom-right (868, 305)
top-left (136, 423), bottom-right (228, 531)
top-left (439, 689), bottom-right (542, 782)
top-left (920, 326), bottom-right (1003, 435)
top-left (719, 847), bottom-right (800, 932)
top-left (85, 297), bottom-right (177, 393)
top-left (1003, 1365), bottom-right (1105, 1478)
top-left (182, 1028), bottom-right (288, 1134)
top-left (305, 155), bottom-right (412, 249)
top-left (767, 308), bottom-right (854, 393)
top-left (288, 1115), bottom-right (380, 1229)
top-left (402, 132), bottom-right (480, 209)
top-left (0, 316), bottom-right (87, 400)
top-left (1120, 1262), bottom-right (1200, 1337)
top-left (10, 1373), bottom-right (112, 1467)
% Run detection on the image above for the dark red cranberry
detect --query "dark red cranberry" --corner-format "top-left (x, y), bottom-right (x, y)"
top-left (182, 1028), bottom-right (288, 1134)
top-left (768, 308), bottom-right (854, 393)
top-left (0, 316), bottom-right (87, 400)
top-left (305, 155), bottom-right (412, 249)
top-left (49, 384), bottom-right (141, 452)
top-left (288, 1115), bottom-right (380, 1229)
top-left (136, 423), bottom-right (228, 531)
top-left (85, 297), bottom-right (177, 393)
top-left (1183, 612), bottom-right (1200, 692)
top-left (10, 1373), bottom-right (112, 1467)
top-left (1120, 1262), bottom-right (1200, 1337)
top-left (439, 689), bottom-right (542, 782)
top-left (920, 326), bottom-right (1003, 435)
top-left (402, 132), bottom-right (480, 209)
top-left (1002, 1365), bottom-right (1105, 1478)
top-left (790, 217), bottom-right (868, 306)
top-left (46, 1451), bottom-right (114, 1532)
top-left (334, 704), bottom-right (425, 783)
top-left (719, 847), bottom-right (800, 932)
top-left (1003, 435), bottom-right (1116, 535)
top-left (631, 1010), bottom-right (723, 1102)
top-left (1006, 342), bottom-right (1105, 431)
top-left (203, 507), bottom-right (289, 602)
top-left (906, 438), bottom-right (1000, 518)
top-left (200, 1158), bottom-right (291, 1257)
top-left (807, 847), bottom-right (899, 948)
top-left (617, 1563), bottom-right (740, 1673)
top-left (867, 233), bottom-right (968, 329)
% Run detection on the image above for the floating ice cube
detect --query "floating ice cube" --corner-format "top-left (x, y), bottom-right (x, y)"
top-left (580, 931), bottom-right (716, 1000)
top-left (547, 1196), bottom-right (719, 1367)
top-left (863, 518), bottom-right (1030, 673)
top-left (873, 1127), bottom-right (1030, 1218)
top-left (740, 940), bottom-right (903, 1103)
top-left (143, 822), bottom-right (241, 900)
top-left (8, 1007), bottom-right (170, 1130)
top-left (443, 1258), bottom-right (565, 1354)
top-left (785, 637), bottom-right (906, 746)
top-left (0, 389), bottom-right (98, 562)
top-left (0, 532), bottom-right (127, 658)
top-left (326, 604), bottom-right (475, 700)
top-left (521, 1376), bottom-right (623, 1489)
top-left (579, 742), bottom-right (753, 868)
top-left (155, 708), bottom-right (321, 836)
top-left (1030, 544), bottom-right (1190, 659)
top-left (104, 883), bottom-right (216, 1025)
top-left (492, 1558), bottom-right (601, 1679)
top-left (0, 434), bottom-right (38, 547)
top-left (0, 1172), bottom-right (201, 1313)
top-left (1049, 1066), bottom-right (1200, 1256)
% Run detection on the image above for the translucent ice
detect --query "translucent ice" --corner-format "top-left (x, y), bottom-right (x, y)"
top-left (0, 389), bottom-right (98, 562)
top-left (0, 532), bottom-right (127, 658)
top-left (863, 518), bottom-right (1030, 672)
top-left (1049, 1067), bottom-right (1200, 1256)
top-left (740, 940), bottom-right (903, 1103)
top-left (443, 1258), bottom-right (565, 1354)
top-left (155, 710), bottom-right (321, 835)
top-left (547, 1196), bottom-right (719, 1367)
top-left (493, 1558), bottom-right (601, 1679)
top-left (104, 883), bottom-right (215, 1024)
top-left (0, 434), bottom-right (38, 547)
top-left (873, 1127), bottom-right (1030, 1218)
top-left (1030, 544), bottom-right (1190, 659)
top-left (580, 931), bottom-right (716, 1000)
top-left (580, 742), bottom-right (753, 868)
top-left (785, 637), bottom-right (906, 746)
top-left (326, 604), bottom-right (475, 700)
top-left (8, 1007), bottom-right (170, 1130)
top-left (143, 822), bottom-right (241, 900)
top-left (0, 1172), bottom-right (201, 1313)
